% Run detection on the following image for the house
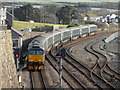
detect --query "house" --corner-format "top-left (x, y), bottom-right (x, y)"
top-left (84, 17), bottom-right (87, 21)
top-left (90, 16), bottom-right (100, 22)
top-left (110, 13), bottom-right (117, 23)
top-left (71, 19), bottom-right (78, 24)
top-left (11, 28), bottom-right (23, 49)
top-left (110, 13), bottom-right (117, 19)
top-left (0, 5), bottom-right (7, 30)
top-left (11, 28), bottom-right (23, 68)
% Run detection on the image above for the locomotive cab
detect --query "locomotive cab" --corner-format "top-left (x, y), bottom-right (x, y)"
top-left (27, 48), bottom-right (44, 70)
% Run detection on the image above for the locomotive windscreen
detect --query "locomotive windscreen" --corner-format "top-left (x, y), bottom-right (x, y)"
top-left (28, 49), bottom-right (44, 55)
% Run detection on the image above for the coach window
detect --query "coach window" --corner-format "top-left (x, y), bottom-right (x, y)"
top-left (12, 39), bottom-right (19, 48)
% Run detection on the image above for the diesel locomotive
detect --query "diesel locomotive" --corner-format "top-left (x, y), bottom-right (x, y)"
top-left (27, 25), bottom-right (97, 70)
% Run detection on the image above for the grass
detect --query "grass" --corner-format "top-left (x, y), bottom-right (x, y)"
top-left (80, 12), bottom-right (98, 17)
top-left (13, 20), bottom-right (67, 31)
top-left (103, 45), bottom-right (106, 49)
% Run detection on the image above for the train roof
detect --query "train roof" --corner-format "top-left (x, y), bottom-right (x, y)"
top-left (89, 25), bottom-right (97, 27)
top-left (57, 28), bottom-right (70, 32)
top-left (69, 27), bottom-right (80, 30)
top-left (51, 31), bottom-right (61, 35)
top-left (80, 25), bottom-right (89, 29)
top-left (28, 36), bottom-right (46, 50)
top-left (41, 32), bottom-right (53, 38)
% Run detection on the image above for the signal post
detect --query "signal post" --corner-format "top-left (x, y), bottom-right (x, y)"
top-left (56, 47), bottom-right (66, 88)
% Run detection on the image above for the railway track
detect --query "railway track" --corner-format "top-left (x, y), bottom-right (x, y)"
top-left (52, 38), bottom-right (118, 89)
top-left (51, 46), bottom-right (102, 89)
top-left (65, 50), bottom-right (114, 89)
top-left (45, 31), bottom-right (118, 89)
top-left (91, 41), bottom-right (120, 87)
top-left (84, 40), bottom-right (120, 88)
top-left (52, 41), bottom-right (105, 89)
top-left (29, 71), bottom-right (47, 90)
top-left (46, 50), bottom-right (87, 89)
top-left (93, 42), bottom-right (120, 78)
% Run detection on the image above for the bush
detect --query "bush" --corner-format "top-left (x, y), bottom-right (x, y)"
top-left (67, 23), bottom-right (80, 28)
top-left (84, 21), bottom-right (96, 24)
top-left (75, 23), bottom-right (80, 26)
top-left (32, 26), bottom-right (43, 32)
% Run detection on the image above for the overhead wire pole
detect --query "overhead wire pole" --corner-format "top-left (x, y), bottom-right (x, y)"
top-left (0, 1), bottom-right (2, 90)
top-left (12, 1), bottom-right (14, 28)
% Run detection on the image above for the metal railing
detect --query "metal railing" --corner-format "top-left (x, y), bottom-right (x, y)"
top-left (0, 24), bottom-right (7, 30)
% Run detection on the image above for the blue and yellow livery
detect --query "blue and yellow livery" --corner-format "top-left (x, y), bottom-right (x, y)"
top-left (28, 48), bottom-right (44, 70)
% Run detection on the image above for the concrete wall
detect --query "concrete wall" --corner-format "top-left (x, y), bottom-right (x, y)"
top-left (105, 31), bottom-right (119, 43)
top-left (105, 31), bottom-right (120, 54)
top-left (0, 30), bottom-right (19, 89)
top-left (105, 43), bottom-right (118, 53)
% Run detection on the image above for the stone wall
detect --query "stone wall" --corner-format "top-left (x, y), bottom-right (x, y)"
top-left (0, 30), bottom-right (19, 89)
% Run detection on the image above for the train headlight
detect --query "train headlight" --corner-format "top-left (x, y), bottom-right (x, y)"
top-left (39, 60), bottom-right (42, 62)
top-left (30, 60), bottom-right (33, 62)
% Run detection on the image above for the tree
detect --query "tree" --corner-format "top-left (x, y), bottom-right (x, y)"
top-left (29, 8), bottom-right (42, 22)
top-left (41, 5), bottom-right (59, 23)
top-left (77, 3), bottom-right (91, 13)
top-left (56, 5), bottom-right (80, 24)
top-left (14, 3), bottom-right (42, 22)
top-left (14, 3), bottom-right (33, 21)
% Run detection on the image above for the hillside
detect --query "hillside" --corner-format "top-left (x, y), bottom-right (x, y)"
top-left (13, 20), bottom-right (67, 31)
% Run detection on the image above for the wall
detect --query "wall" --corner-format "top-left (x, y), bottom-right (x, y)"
top-left (0, 25), bottom-right (7, 30)
top-left (0, 30), bottom-right (19, 89)
top-left (105, 31), bottom-right (120, 54)
top-left (105, 31), bottom-right (119, 43)
top-left (105, 43), bottom-right (118, 53)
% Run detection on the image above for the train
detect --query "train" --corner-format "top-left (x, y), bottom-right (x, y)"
top-left (27, 25), bottom-right (98, 70)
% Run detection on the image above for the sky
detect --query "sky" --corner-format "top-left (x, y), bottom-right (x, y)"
top-left (0, 0), bottom-right (119, 2)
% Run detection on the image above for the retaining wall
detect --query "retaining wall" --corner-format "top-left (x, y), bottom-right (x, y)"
top-left (105, 31), bottom-right (120, 54)
top-left (0, 30), bottom-right (19, 89)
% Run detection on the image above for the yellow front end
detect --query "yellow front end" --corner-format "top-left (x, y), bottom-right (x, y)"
top-left (28, 54), bottom-right (44, 70)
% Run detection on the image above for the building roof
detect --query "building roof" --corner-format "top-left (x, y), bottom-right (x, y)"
top-left (0, 3), bottom-right (5, 8)
top-left (11, 28), bottom-right (23, 37)
top-left (110, 13), bottom-right (117, 19)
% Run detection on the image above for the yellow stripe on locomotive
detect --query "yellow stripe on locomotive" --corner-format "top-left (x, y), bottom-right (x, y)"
top-left (27, 49), bottom-right (44, 70)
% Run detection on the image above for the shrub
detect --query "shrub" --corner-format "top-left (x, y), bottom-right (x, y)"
top-left (67, 23), bottom-right (80, 28)
top-left (84, 21), bottom-right (96, 24)
top-left (75, 23), bottom-right (80, 26)
top-left (32, 26), bottom-right (43, 32)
